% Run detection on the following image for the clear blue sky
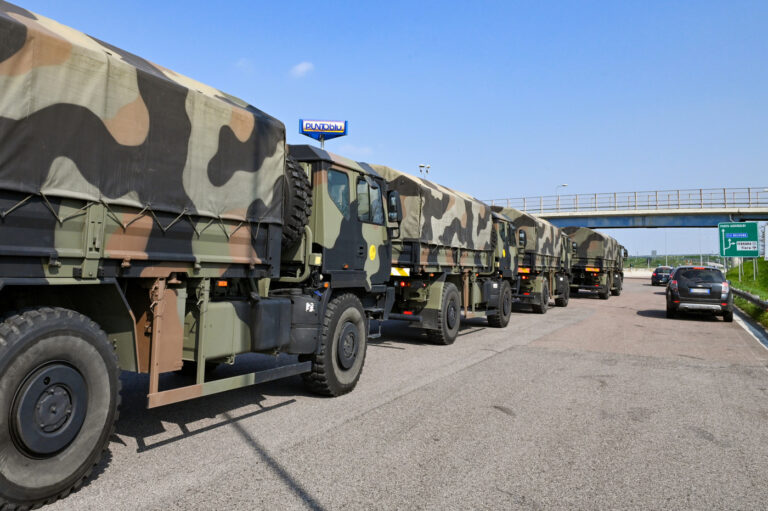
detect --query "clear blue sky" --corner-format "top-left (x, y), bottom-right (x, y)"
top-left (21, 0), bottom-right (768, 256)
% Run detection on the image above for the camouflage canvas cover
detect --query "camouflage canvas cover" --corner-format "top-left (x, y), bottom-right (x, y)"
top-left (0, 1), bottom-right (285, 224)
top-left (492, 207), bottom-right (563, 258)
top-left (562, 226), bottom-right (620, 268)
top-left (367, 163), bottom-right (492, 250)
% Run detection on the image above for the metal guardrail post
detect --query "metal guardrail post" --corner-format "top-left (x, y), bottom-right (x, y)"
top-left (523, 197), bottom-right (526, 211)
top-left (539, 196), bottom-right (543, 214)
top-left (575, 195), bottom-right (578, 211)
top-left (723, 188), bottom-right (727, 207)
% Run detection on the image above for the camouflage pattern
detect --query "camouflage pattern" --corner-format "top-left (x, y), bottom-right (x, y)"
top-left (562, 226), bottom-right (622, 270)
top-left (0, 2), bottom-right (285, 224)
top-left (367, 163), bottom-right (493, 251)
top-left (0, 1), bottom-right (285, 280)
top-left (492, 207), bottom-right (566, 270)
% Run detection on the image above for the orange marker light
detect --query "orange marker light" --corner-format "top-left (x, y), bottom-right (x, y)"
top-left (518, 267), bottom-right (530, 274)
top-left (216, 280), bottom-right (228, 287)
top-left (586, 267), bottom-right (600, 272)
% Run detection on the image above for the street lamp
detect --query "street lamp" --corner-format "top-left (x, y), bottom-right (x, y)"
top-left (555, 184), bottom-right (568, 211)
top-left (418, 164), bottom-right (430, 175)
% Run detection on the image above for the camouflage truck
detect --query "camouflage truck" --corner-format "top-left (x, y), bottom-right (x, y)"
top-left (363, 163), bottom-right (517, 344)
top-left (562, 227), bottom-right (628, 299)
top-left (492, 207), bottom-right (572, 313)
top-left (0, 4), bottom-right (390, 508)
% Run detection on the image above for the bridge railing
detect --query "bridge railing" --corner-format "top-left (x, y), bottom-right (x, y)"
top-left (486, 187), bottom-right (768, 214)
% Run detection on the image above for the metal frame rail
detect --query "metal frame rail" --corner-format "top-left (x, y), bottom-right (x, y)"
top-left (486, 187), bottom-right (768, 214)
top-left (732, 287), bottom-right (768, 311)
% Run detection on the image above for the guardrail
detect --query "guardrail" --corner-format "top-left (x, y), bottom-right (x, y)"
top-left (486, 187), bottom-right (768, 214)
top-left (732, 287), bottom-right (768, 311)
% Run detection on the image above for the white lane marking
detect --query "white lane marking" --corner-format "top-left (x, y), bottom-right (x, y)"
top-left (734, 310), bottom-right (768, 353)
top-left (733, 309), bottom-right (768, 375)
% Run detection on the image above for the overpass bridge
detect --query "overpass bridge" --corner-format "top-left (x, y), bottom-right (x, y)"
top-left (486, 187), bottom-right (768, 228)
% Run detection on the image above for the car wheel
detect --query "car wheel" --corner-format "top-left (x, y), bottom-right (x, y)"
top-left (723, 310), bottom-right (734, 323)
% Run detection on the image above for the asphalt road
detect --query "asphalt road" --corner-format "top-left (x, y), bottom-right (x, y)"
top-left (50, 279), bottom-right (768, 510)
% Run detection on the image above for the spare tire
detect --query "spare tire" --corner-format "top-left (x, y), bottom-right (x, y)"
top-left (282, 156), bottom-right (313, 248)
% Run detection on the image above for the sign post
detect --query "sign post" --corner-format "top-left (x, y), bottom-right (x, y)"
top-left (299, 119), bottom-right (348, 149)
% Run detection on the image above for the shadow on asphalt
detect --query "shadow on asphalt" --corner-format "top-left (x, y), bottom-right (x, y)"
top-left (226, 413), bottom-right (327, 510)
top-left (636, 309), bottom-right (722, 322)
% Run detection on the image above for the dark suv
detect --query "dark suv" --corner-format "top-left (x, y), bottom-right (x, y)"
top-left (651, 266), bottom-right (673, 286)
top-left (666, 266), bottom-right (733, 322)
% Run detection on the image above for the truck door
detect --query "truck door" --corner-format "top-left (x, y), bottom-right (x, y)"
top-left (355, 175), bottom-right (390, 286)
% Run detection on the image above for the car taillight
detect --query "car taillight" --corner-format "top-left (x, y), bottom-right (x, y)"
top-left (721, 282), bottom-right (729, 294)
top-left (669, 280), bottom-right (678, 291)
top-left (652, 273), bottom-right (657, 276)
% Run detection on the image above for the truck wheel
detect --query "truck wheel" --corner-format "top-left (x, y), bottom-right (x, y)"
top-left (532, 281), bottom-right (549, 314)
top-left (282, 156), bottom-right (313, 248)
top-left (427, 283), bottom-right (461, 345)
top-left (0, 308), bottom-right (120, 510)
top-left (301, 293), bottom-right (366, 396)
top-left (611, 276), bottom-right (622, 296)
top-left (555, 278), bottom-right (570, 307)
top-left (488, 281), bottom-right (512, 328)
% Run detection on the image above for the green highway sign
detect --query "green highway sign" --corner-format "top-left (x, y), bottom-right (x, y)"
top-left (719, 222), bottom-right (759, 257)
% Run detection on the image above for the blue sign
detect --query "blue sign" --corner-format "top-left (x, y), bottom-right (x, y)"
top-left (299, 119), bottom-right (348, 142)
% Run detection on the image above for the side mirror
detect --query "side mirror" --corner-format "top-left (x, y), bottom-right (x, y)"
top-left (623, 248), bottom-right (629, 259)
top-left (518, 230), bottom-right (527, 249)
top-left (387, 190), bottom-right (402, 223)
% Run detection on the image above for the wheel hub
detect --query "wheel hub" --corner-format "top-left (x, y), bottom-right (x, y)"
top-left (11, 363), bottom-right (88, 457)
top-left (337, 322), bottom-right (359, 370)
top-left (447, 300), bottom-right (458, 330)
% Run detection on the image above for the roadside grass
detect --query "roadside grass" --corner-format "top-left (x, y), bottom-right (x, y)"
top-left (726, 259), bottom-right (768, 300)
top-left (727, 259), bottom-right (768, 329)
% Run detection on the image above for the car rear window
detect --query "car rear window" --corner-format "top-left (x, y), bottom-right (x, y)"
top-left (654, 267), bottom-right (671, 274)
top-left (676, 268), bottom-right (724, 283)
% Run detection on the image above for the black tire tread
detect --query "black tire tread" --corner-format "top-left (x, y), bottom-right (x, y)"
top-left (301, 293), bottom-right (365, 396)
top-left (426, 283), bottom-right (461, 345)
top-left (282, 156), bottom-right (313, 248)
top-left (532, 281), bottom-right (549, 314)
top-left (555, 277), bottom-right (570, 307)
top-left (488, 280), bottom-right (512, 328)
top-left (0, 307), bottom-right (121, 511)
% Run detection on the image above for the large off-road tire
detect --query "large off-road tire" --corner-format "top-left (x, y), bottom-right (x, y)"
top-left (0, 308), bottom-right (120, 510)
top-left (488, 280), bottom-right (513, 328)
top-left (301, 293), bottom-right (366, 396)
top-left (611, 275), bottom-right (622, 296)
top-left (282, 156), bottom-right (313, 248)
top-left (426, 282), bottom-right (461, 345)
top-left (555, 278), bottom-right (570, 307)
top-left (723, 310), bottom-right (734, 322)
top-left (532, 281), bottom-right (549, 314)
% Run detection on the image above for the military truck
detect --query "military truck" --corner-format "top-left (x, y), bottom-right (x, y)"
top-left (563, 227), bottom-right (628, 299)
top-left (361, 163), bottom-right (517, 344)
top-left (492, 207), bottom-right (571, 313)
top-left (0, 4), bottom-right (397, 508)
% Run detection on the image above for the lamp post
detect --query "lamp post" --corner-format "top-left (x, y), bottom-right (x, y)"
top-left (555, 184), bottom-right (568, 211)
top-left (418, 164), bottom-right (430, 176)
